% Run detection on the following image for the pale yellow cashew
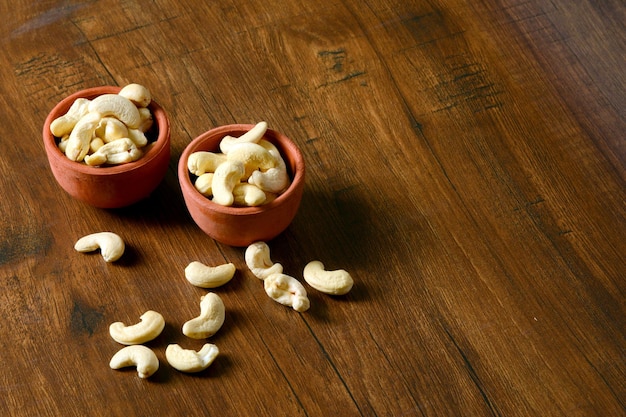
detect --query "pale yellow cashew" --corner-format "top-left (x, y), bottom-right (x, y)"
top-left (88, 94), bottom-right (141, 129)
top-left (118, 83), bottom-right (152, 108)
top-left (232, 183), bottom-right (266, 206)
top-left (303, 261), bottom-right (354, 295)
top-left (64, 111), bottom-right (101, 162)
top-left (184, 261), bottom-right (236, 288)
top-left (244, 241), bottom-right (283, 280)
top-left (50, 98), bottom-right (91, 138)
top-left (226, 142), bottom-right (277, 179)
top-left (74, 232), bottom-right (125, 262)
top-left (211, 160), bottom-right (245, 206)
top-left (194, 173), bottom-right (214, 197)
top-left (219, 121), bottom-right (268, 154)
top-left (109, 345), bottom-right (159, 379)
top-left (84, 138), bottom-right (142, 166)
top-left (95, 117), bottom-right (129, 143)
top-left (165, 343), bottom-right (219, 373)
top-left (109, 310), bottom-right (165, 345)
top-left (137, 107), bottom-right (154, 132)
top-left (127, 128), bottom-right (149, 147)
top-left (182, 293), bottom-right (225, 339)
top-left (187, 151), bottom-right (227, 176)
top-left (264, 273), bottom-right (310, 312)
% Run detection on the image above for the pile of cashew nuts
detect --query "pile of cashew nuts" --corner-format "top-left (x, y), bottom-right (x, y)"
top-left (188, 121), bottom-right (291, 206)
top-left (74, 232), bottom-right (353, 378)
top-left (50, 84), bottom-right (155, 166)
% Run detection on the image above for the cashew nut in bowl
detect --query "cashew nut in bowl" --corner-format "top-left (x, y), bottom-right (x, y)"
top-left (219, 121), bottom-right (268, 154)
top-left (49, 97), bottom-right (91, 138)
top-left (187, 151), bottom-right (227, 176)
top-left (244, 241), bottom-right (283, 280)
top-left (165, 343), bottom-right (219, 373)
top-left (182, 292), bottom-right (225, 339)
top-left (118, 83), bottom-right (152, 108)
top-left (194, 173), bottom-right (214, 197)
top-left (226, 142), bottom-right (277, 179)
top-left (88, 93), bottom-right (141, 129)
top-left (184, 261), bottom-right (236, 288)
top-left (211, 160), bottom-right (245, 206)
top-left (303, 261), bottom-right (354, 295)
top-left (109, 310), bottom-right (165, 345)
top-left (264, 273), bottom-right (310, 312)
top-left (232, 183), bottom-right (266, 207)
top-left (109, 345), bottom-right (159, 379)
top-left (64, 111), bottom-right (102, 162)
top-left (74, 232), bottom-right (125, 262)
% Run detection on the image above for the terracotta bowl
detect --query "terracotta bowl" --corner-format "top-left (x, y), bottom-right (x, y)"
top-left (42, 86), bottom-right (171, 208)
top-left (178, 124), bottom-right (305, 247)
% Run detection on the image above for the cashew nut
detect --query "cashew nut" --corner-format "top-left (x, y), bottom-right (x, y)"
top-left (211, 160), bottom-right (245, 206)
top-left (187, 151), bottom-right (227, 176)
top-left (165, 343), bottom-right (219, 373)
top-left (182, 293), bottom-right (225, 339)
top-left (303, 261), bottom-right (354, 295)
top-left (184, 261), bottom-right (236, 288)
top-left (137, 107), bottom-right (154, 132)
top-left (226, 142), bottom-right (277, 179)
top-left (50, 98), bottom-right (91, 138)
top-left (109, 345), bottom-right (159, 378)
top-left (118, 83), bottom-right (152, 108)
top-left (232, 183), bottom-right (266, 206)
top-left (95, 117), bottom-right (129, 143)
top-left (245, 241), bottom-right (283, 280)
top-left (109, 310), bottom-right (165, 345)
top-left (84, 138), bottom-right (142, 166)
top-left (194, 173), bottom-right (214, 197)
top-left (74, 232), bottom-right (125, 262)
top-left (264, 273), bottom-right (310, 312)
top-left (88, 94), bottom-right (141, 129)
top-left (219, 121), bottom-right (268, 154)
top-left (64, 111), bottom-right (102, 162)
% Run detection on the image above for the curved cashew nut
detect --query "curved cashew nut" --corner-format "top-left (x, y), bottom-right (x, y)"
top-left (184, 261), bottom-right (236, 288)
top-left (219, 121), bottom-right (268, 154)
top-left (303, 261), bottom-right (354, 295)
top-left (211, 160), bottom-right (245, 206)
top-left (248, 139), bottom-right (291, 193)
top-left (127, 128), bottom-right (149, 147)
top-left (109, 310), bottom-right (165, 345)
top-left (264, 273), bottom-right (310, 312)
top-left (245, 241), bottom-right (283, 280)
top-left (226, 142), bottom-right (277, 179)
top-left (194, 173), bottom-right (214, 197)
top-left (64, 112), bottom-right (102, 162)
top-left (109, 345), bottom-right (159, 378)
top-left (95, 117), bottom-right (129, 143)
top-left (165, 343), bottom-right (219, 373)
top-left (50, 98), bottom-right (91, 138)
top-left (187, 151), bottom-right (227, 176)
top-left (88, 94), bottom-right (141, 129)
top-left (74, 232), bottom-right (125, 262)
top-left (232, 183), bottom-right (266, 206)
top-left (118, 83), bottom-right (152, 108)
top-left (137, 107), bottom-right (154, 133)
top-left (84, 138), bottom-right (142, 166)
top-left (182, 293), bottom-right (226, 339)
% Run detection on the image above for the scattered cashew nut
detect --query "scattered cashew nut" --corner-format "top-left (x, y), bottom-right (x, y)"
top-left (109, 345), bottom-right (159, 378)
top-left (165, 343), bottom-right (219, 373)
top-left (303, 261), bottom-right (354, 295)
top-left (109, 310), bottom-right (166, 345)
top-left (245, 241), bottom-right (283, 280)
top-left (264, 273), bottom-right (310, 312)
top-left (182, 292), bottom-right (226, 339)
top-left (184, 261), bottom-right (236, 288)
top-left (74, 232), bottom-right (125, 262)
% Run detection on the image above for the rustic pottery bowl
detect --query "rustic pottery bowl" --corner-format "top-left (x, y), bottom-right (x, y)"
top-left (42, 86), bottom-right (171, 208)
top-left (178, 124), bottom-right (305, 247)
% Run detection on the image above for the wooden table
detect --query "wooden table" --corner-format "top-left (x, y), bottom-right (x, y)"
top-left (1, 0), bottom-right (624, 415)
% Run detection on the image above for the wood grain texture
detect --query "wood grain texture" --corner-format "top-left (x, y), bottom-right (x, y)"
top-left (0, 0), bottom-right (623, 416)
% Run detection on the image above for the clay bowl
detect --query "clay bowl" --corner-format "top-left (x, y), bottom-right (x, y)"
top-left (178, 124), bottom-right (305, 247)
top-left (42, 86), bottom-right (171, 208)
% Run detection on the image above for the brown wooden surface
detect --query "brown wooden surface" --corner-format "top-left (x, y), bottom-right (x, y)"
top-left (1, 0), bottom-right (624, 416)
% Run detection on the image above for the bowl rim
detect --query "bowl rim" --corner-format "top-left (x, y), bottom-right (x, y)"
top-left (42, 86), bottom-right (170, 176)
top-left (178, 123), bottom-right (305, 216)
